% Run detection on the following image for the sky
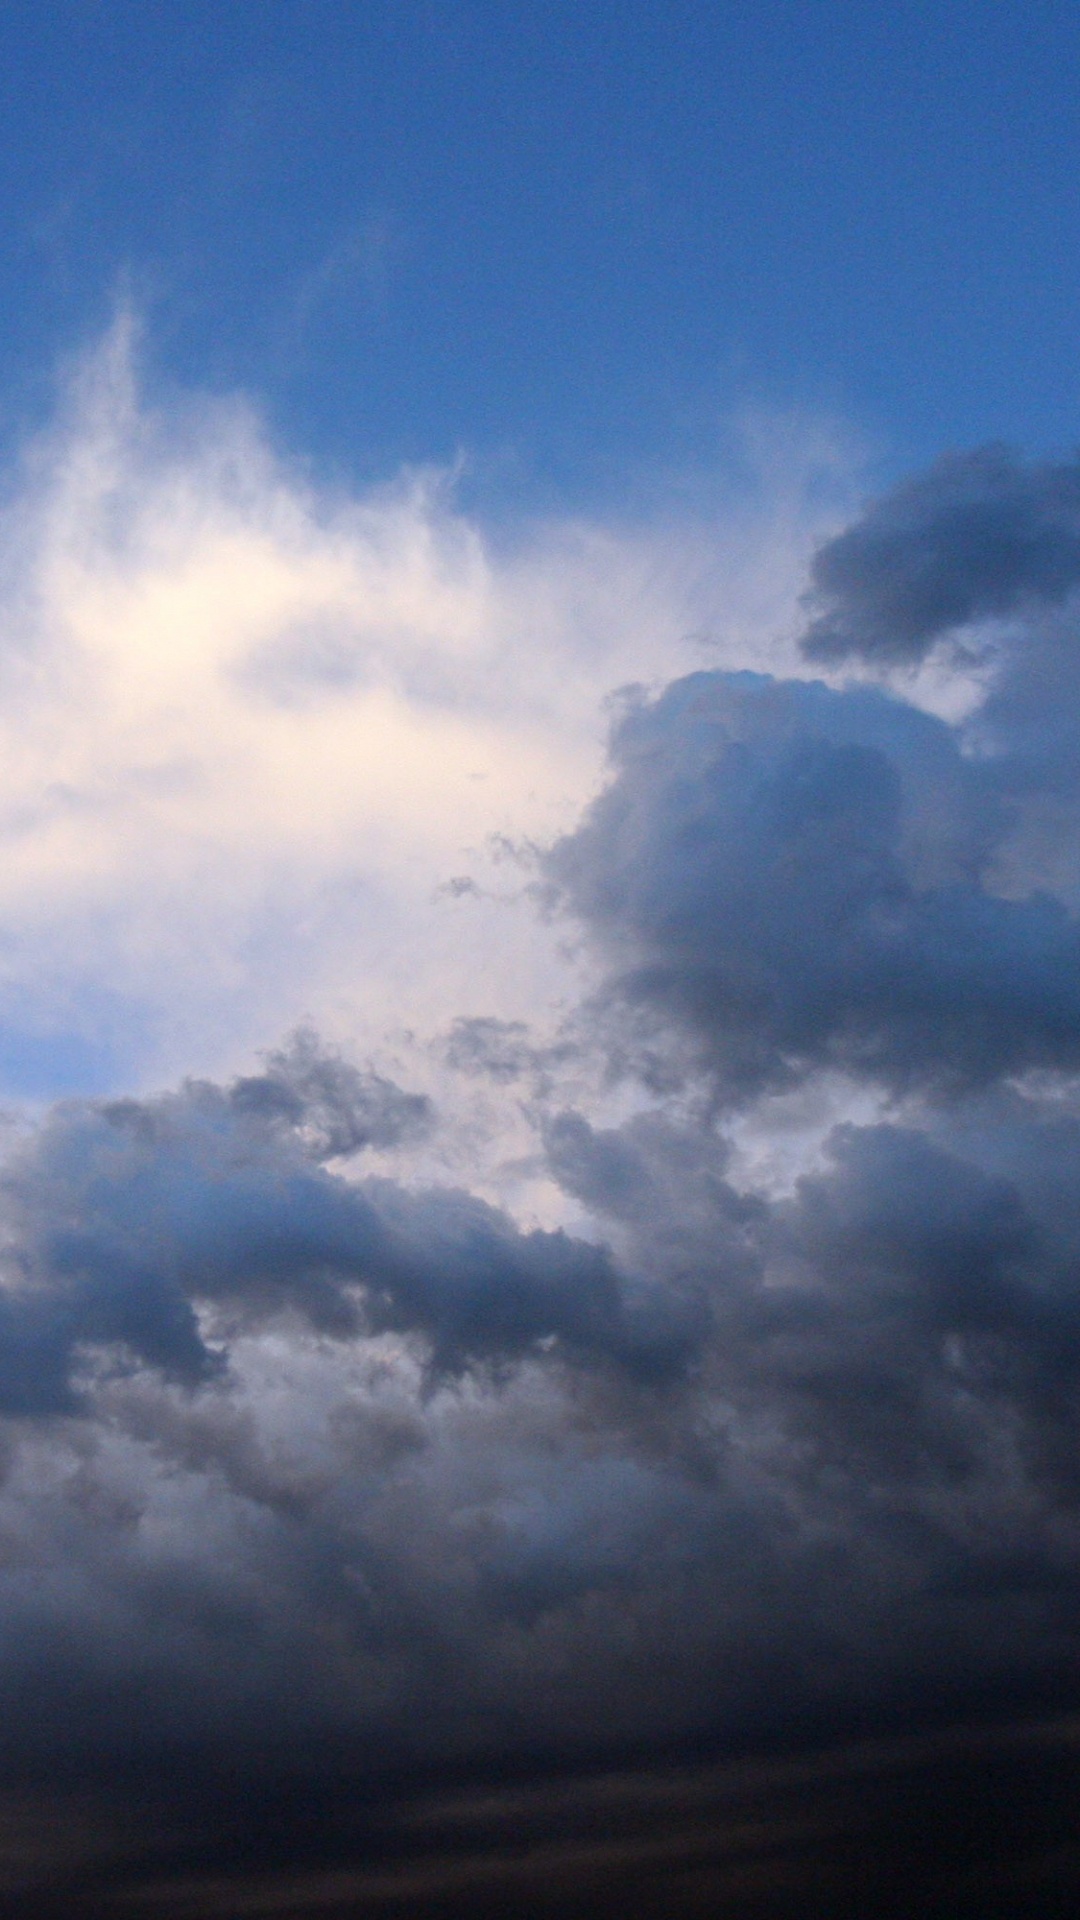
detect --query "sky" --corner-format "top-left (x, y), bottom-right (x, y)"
top-left (3, 6), bottom-right (1080, 1916)
top-left (2, 3), bottom-right (1080, 496)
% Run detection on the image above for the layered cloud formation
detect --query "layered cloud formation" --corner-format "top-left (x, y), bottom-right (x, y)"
top-left (3, 344), bottom-right (1080, 1907)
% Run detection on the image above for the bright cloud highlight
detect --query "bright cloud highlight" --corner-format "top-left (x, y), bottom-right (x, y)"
top-left (0, 317), bottom-right (834, 1107)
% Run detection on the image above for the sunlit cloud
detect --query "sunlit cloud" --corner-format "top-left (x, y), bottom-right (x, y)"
top-left (0, 315), bottom-right (842, 1101)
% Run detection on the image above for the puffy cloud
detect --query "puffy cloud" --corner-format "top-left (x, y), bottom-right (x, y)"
top-left (2, 1053), bottom-right (1080, 1831)
top-left (3, 383), bottom-right (1080, 1905)
top-left (801, 444), bottom-right (1080, 665)
top-left (0, 1039), bottom-right (702, 1416)
top-left (547, 669), bottom-right (1080, 1098)
top-left (791, 444), bottom-right (1080, 919)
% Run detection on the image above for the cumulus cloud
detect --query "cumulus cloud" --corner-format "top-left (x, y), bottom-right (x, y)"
top-left (547, 669), bottom-right (1080, 1098)
top-left (801, 443), bottom-right (1080, 665)
top-left (5, 352), bottom-right (1080, 1906)
top-left (4, 1052), bottom-right (1080, 1828)
top-left (0, 1039), bottom-right (701, 1417)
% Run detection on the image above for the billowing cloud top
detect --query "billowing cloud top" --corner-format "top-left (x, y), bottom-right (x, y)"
top-left (546, 670), bottom-right (1080, 1096)
top-left (4, 336), bottom-right (1080, 1911)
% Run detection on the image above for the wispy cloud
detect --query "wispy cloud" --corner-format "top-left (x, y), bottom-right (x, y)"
top-left (0, 314), bottom-right (833, 1099)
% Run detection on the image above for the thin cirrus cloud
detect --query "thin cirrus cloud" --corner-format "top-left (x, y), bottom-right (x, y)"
top-left (5, 338), bottom-right (1080, 1912)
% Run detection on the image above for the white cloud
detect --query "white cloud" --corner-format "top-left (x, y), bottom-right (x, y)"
top-left (0, 314), bottom-right (851, 1103)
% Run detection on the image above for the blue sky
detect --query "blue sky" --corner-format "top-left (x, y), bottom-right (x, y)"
top-left (2, 2), bottom-right (1080, 501)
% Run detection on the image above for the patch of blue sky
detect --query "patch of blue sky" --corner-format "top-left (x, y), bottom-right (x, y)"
top-left (0, 2), bottom-right (1077, 503)
top-left (0, 1022), bottom-right (127, 1101)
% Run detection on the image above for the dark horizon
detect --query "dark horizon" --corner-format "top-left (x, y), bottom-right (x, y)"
top-left (6, 1711), bottom-right (1080, 1917)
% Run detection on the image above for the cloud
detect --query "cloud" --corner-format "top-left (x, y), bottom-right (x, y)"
top-left (0, 1039), bottom-right (702, 1416)
top-left (1, 1057), bottom-right (1079, 1836)
top-left (11, 1716), bottom-right (1080, 1915)
top-left (230, 1026), bottom-right (434, 1159)
top-left (3, 359), bottom-right (1080, 1900)
top-left (801, 444), bottom-right (1080, 665)
top-left (0, 313), bottom-right (834, 1103)
top-left (547, 668), bottom-right (1080, 1098)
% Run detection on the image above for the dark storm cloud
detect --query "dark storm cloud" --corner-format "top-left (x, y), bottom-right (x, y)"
top-left (802, 444), bottom-right (1080, 665)
top-left (9, 446), bottom-right (1080, 1907)
top-left (5, 1071), bottom-right (1080, 1910)
top-left (542, 1095), bottom-right (1080, 1508)
top-left (761, 1119), bottom-right (1080, 1503)
top-left (10, 1717), bottom-right (1080, 1916)
top-left (547, 670), bottom-right (1080, 1097)
top-left (3, 1074), bottom-right (1080, 1910)
top-left (0, 1042), bottom-right (695, 1414)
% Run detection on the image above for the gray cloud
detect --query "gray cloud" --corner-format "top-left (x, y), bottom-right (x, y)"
top-left (547, 670), bottom-right (1080, 1099)
top-left (0, 1041), bottom-right (696, 1416)
top-left (8, 446), bottom-right (1080, 1903)
top-left (0, 1059), bottom-right (1079, 1918)
top-left (543, 1092), bottom-right (1080, 1505)
top-left (442, 1016), bottom-right (537, 1084)
top-left (3, 1068), bottom-right (1080, 1809)
top-left (802, 445), bottom-right (1080, 665)
top-left (229, 1026), bottom-right (434, 1159)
